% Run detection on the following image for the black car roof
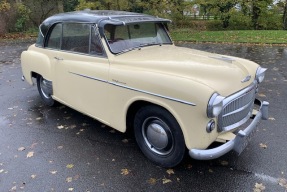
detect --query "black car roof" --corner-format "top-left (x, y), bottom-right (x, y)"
top-left (40, 10), bottom-right (171, 36)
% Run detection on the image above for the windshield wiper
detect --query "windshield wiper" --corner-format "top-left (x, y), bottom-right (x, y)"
top-left (116, 47), bottom-right (137, 55)
top-left (139, 43), bottom-right (161, 48)
top-left (115, 43), bottom-right (162, 55)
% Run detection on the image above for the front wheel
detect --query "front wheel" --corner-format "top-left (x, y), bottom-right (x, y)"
top-left (36, 75), bottom-right (55, 106)
top-left (134, 105), bottom-right (186, 168)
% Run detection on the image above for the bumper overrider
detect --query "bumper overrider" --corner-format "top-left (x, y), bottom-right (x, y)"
top-left (189, 99), bottom-right (269, 160)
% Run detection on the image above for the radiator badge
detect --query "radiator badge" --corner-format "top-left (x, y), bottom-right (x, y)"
top-left (241, 75), bottom-right (251, 83)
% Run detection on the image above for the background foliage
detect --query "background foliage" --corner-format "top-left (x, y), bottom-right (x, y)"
top-left (0, 0), bottom-right (287, 34)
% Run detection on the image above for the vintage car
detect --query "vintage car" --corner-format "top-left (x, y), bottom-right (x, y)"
top-left (21, 10), bottom-right (269, 167)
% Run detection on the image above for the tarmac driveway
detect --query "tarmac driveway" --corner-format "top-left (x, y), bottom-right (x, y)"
top-left (0, 40), bottom-right (286, 191)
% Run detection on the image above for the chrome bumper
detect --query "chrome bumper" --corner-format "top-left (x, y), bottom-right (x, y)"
top-left (189, 99), bottom-right (269, 160)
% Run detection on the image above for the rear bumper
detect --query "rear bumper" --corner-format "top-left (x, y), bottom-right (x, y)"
top-left (189, 99), bottom-right (269, 160)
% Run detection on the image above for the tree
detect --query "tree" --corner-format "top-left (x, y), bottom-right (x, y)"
top-left (22, 0), bottom-right (63, 27)
top-left (215, 0), bottom-right (238, 28)
top-left (251, 0), bottom-right (273, 29)
top-left (63, 0), bottom-right (79, 12)
top-left (194, 0), bottom-right (238, 28)
top-left (282, 0), bottom-right (287, 29)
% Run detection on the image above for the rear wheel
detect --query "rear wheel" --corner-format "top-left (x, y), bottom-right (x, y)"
top-left (36, 75), bottom-right (55, 106)
top-left (134, 105), bottom-right (185, 168)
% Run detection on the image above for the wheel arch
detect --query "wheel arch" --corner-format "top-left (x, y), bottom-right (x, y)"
top-left (125, 99), bottom-right (188, 148)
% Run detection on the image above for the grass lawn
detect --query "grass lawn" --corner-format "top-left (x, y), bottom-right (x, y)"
top-left (170, 29), bottom-right (287, 44)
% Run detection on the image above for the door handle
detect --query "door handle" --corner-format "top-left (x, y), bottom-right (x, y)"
top-left (54, 57), bottom-right (63, 60)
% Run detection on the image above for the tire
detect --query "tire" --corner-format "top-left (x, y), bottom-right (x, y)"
top-left (36, 75), bottom-right (55, 106)
top-left (134, 105), bottom-right (186, 168)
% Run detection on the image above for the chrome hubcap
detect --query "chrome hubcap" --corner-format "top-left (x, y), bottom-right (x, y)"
top-left (40, 77), bottom-right (51, 99)
top-left (142, 117), bottom-right (173, 155)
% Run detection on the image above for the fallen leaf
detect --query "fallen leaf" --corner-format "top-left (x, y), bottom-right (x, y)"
top-left (121, 169), bottom-right (130, 175)
top-left (58, 106), bottom-right (66, 109)
top-left (18, 147), bottom-right (25, 151)
top-left (278, 178), bottom-right (287, 188)
top-left (259, 143), bottom-right (268, 149)
top-left (187, 164), bottom-right (193, 169)
top-left (66, 164), bottom-right (74, 169)
top-left (10, 186), bottom-right (17, 191)
top-left (109, 129), bottom-right (116, 133)
top-left (74, 175), bottom-right (80, 180)
top-left (70, 125), bottom-right (77, 129)
top-left (35, 117), bottom-right (42, 121)
top-left (166, 169), bottom-right (174, 175)
top-left (57, 146), bottom-right (63, 149)
top-left (79, 129), bottom-right (85, 132)
top-left (66, 177), bottom-right (73, 182)
top-left (30, 143), bottom-right (37, 149)
top-left (26, 151), bottom-right (34, 158)
top-left (50, 170), bottom-right (57, 174)
top-left (221, 161), bottom-right (229, 166)
top-left (258, 94), bottom-right (266, 98)
top-left (162, 178), bottom-right (172, 184)
top-left (253, 183), bottom-right (266, 192)
top-left (268, 117), bottom-right (275, 121)
top-left (0, 169), bottom-right (4, 173)
top-left (57, 125), bottom-right (64, 129)
top-left (31, 174), bottom-right (36, 179)
top-left (122, 139), bottom-right (129, 143)
top-left (147, 178), bottom-right (157, 185)
top-left (68, 188), bottom-right (74, 191)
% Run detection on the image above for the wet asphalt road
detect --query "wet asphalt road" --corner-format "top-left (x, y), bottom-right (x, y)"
top-left (0, 40), bottom-right (286, 192)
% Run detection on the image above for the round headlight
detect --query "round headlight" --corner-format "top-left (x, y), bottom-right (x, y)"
top-left (207, 93), bottom-right (225, 118)
top-left (256, 67), bottom-right (267, 83)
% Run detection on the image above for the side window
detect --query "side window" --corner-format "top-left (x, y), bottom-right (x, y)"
top-left (62, 23), bottom-right (90, 54)
top-left (46, 24), bottom-right (62, 49)
top-left (90, 27), bottom-right (104, 56)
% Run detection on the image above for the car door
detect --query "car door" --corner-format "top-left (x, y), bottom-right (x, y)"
top-left (53, 23), bottom-right (110, 124)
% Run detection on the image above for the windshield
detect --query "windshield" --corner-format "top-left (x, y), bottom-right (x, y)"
top-left (104, 22), bottom-right (172, 54)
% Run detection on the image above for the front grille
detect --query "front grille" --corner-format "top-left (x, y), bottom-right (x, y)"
top-left (218, 83), bottom-right (256, 132)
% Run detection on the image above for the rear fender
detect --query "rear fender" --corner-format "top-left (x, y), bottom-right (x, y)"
top-left (21, 49), bottom-right (52, 85)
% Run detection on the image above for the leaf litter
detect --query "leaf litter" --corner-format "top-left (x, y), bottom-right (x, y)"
top-left (253, 183), bottom-right (266, 192)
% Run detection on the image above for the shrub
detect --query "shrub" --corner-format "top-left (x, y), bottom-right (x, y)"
top-left (14, 3), bottom-right (31, 32)
top-left (227, 10), bottom-right (253, 30)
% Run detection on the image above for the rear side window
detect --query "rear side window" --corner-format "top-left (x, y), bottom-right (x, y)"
top-left (62, 23), bottom-right (90, 54)
top-left (46, 24), bottom-right (62, 49)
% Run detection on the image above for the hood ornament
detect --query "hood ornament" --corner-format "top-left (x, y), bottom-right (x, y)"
top-left (241, 75), bottom-right (251, 83)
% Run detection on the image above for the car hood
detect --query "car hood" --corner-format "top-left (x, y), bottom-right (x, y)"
top-left (111, 45), bottom-right (259, 96)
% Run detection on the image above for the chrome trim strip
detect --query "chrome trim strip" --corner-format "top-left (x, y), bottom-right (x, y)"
top-left (110, 82), bottom-right (196, 106)
top-left (222, 81), bottom-right (257, 106)
top-left (69, 72), bottom-right (108, 83)
top-left (69, 72), bottom-right (196, 106)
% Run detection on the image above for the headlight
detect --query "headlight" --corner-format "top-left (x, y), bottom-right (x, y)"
top-left (256, 67), bottom-right (267, 83)
top-left (207, 93), bottom-right (225, 118)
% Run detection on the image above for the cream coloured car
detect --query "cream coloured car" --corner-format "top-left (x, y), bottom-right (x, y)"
top-left (21, 10), bottom-right (269, 167)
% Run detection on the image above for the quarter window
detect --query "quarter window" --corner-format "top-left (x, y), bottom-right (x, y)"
top-left (47, 24), bottom-right (62, 49)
